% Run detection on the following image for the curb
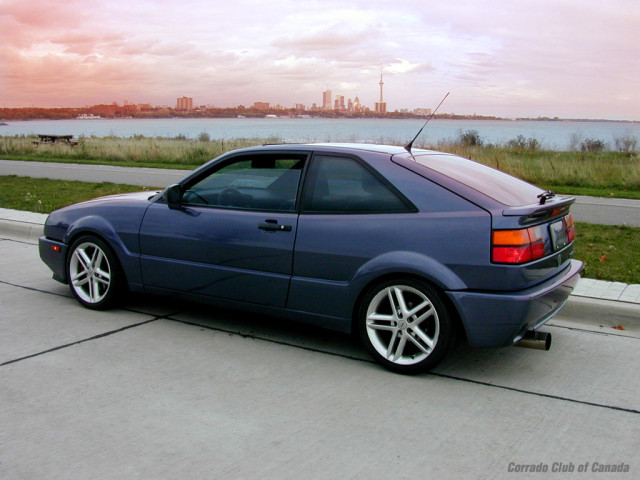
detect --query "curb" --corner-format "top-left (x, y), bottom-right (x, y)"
top-left (556, 295), bottom-right (640, 333)
top-left (0, 213), bottom-right (47, 243)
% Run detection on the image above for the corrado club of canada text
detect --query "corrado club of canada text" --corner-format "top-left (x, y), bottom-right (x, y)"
top-left (507, 462), bottom-right (630, 473)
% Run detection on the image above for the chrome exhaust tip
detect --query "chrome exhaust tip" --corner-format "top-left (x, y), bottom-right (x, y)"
top-left (514, 330), bottom-right (552, 351)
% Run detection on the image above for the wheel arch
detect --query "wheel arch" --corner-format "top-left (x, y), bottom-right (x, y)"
top-left (63, 216), bottom-right (136, 288)
top-left (348, 252), bottom-right (467, 337)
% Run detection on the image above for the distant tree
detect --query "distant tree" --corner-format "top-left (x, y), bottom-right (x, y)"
top-left (458, 129), bottom-right (483, 146)
top-left (614, 134), bottom-right (638, 153)
top-left (580, 138), bottom-right (607, 152)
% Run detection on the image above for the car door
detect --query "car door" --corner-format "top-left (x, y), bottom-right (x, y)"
top-left (138, 152), bottom-right (306, 307)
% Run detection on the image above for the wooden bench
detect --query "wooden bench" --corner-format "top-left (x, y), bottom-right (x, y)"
top-left (33, 134), bottom-right (79, 146)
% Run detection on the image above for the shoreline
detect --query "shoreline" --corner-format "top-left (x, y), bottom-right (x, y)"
top-left (2, 116), bottom-right (639, 124)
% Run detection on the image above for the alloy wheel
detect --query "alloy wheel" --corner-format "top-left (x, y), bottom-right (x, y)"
top-left (365, 284), bottom-right (440, 366)
top-left (69, 241), bottom-right (112, 305)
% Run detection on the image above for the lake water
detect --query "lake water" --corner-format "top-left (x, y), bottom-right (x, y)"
top-left (2, 117), bottom-right (639, 150)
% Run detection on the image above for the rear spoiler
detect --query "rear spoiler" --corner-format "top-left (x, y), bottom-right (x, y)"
top-left (502, 196), bottom-right (576, 224)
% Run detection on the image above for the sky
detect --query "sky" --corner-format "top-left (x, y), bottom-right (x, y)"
top-left (1, 0), bottom-right (638, 119)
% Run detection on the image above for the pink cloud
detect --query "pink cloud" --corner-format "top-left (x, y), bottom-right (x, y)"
top-left (0, 0), bottom-right (638, 119)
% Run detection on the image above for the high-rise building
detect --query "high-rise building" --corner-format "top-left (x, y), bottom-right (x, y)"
top-left (375, 71), bottom-right (387, 114)
top-left (323, 90), bottom-right (332, 110)
top-left (353, 96), bottom-right (361, 112)
top-left (334, 95), bottom-right (345, 110)
top-left (176, 96), bottom-right (193, 111)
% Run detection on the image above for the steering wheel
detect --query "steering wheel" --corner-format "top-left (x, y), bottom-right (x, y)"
top-left (218, 188), bottom-right (247, 207)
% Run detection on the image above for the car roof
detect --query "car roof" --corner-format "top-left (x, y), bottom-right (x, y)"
top-left (243, 142), bottom-right (442, 157)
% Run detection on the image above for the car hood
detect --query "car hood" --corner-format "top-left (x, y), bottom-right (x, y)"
top-left (72, 190), bottom-right (160, 206)
top-left (44, 191), bottom-right (158, 242)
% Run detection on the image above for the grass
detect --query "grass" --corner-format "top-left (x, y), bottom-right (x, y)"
top-left (537, 186), bottom-right (640, 200)
top-left (1, 175), bottom-right (638, 284)
top-left (0, 135), bottom-right (279, 169)
top-left (574, 223), bottom-right (640, 284)
top-left (0, 175), bottom-right (159, 213)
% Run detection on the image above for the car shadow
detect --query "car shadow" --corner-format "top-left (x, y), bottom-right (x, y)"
top-left (120, 292), bottom-right (548, 377)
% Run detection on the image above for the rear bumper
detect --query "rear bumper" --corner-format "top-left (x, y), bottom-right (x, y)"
top-left (39, 237), bottom-right (68, 283)
top-left (447, 259), bottom-right (583, 348)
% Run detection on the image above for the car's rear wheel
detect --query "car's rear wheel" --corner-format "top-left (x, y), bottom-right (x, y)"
top-left (67, 235), bottom-right (122, 310)
top-left (357, 278), bottom-right (454, 374)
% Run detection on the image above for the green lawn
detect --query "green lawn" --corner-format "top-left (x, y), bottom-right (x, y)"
top-left (0, 175), bottom-right (159, 213)
top-left (573, 223), bottom-right (640, 284)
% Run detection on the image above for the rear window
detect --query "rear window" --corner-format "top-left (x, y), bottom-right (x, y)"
top-left (411, 153), bottom-right (543, 206)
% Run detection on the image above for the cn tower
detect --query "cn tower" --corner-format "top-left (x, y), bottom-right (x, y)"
top-left (375, 68), bottom-right (387, 114)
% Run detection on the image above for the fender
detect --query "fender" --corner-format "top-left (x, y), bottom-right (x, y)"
top-left (63, 215), bottom-right (143, 288)
top-left (350, 250), bottom-right (467, 292)
top-left (287, 250), bottom-right (467, 325)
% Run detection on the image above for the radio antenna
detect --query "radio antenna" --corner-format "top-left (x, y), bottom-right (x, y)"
top-left (404, 92), bottom-right (450, 154)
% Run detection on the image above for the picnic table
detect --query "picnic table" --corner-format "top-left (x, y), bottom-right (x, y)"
top-left (33, 134), bottom-right (79, 146)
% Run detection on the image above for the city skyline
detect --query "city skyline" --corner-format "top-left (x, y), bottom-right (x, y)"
top-left (1, 0), bottom-right (639, 120)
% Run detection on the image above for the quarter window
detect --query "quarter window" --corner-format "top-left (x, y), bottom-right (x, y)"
top-left (302, 155), bottom-right (410, 213)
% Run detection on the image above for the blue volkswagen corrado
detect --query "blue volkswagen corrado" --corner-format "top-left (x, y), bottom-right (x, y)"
top-left (39, 144), bottom-right (582, 373)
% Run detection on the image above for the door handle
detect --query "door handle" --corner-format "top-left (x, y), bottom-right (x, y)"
top-left (259, 220), bottom-right (292, 232)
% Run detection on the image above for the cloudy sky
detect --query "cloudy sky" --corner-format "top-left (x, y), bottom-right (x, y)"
top-left (1, 0), bottom-right (638, 119)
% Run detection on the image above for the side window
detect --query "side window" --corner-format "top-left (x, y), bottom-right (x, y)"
top-left (302, 155), bottom-right (411, 213)
top-left (183, 154), bottom-right (305, 211)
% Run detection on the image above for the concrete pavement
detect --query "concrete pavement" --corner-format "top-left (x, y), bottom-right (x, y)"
top-left (1, 228), bottom-right (639, 479)
top-left (2, 165), bottom-right (640, 478)
top-left (2, 159), bottom-right (640, 226)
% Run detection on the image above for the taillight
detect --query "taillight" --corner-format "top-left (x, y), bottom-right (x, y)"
top-left (564, 214), bottom-right (575, 243)
top-left (492, 226), bottom-right (546, 264)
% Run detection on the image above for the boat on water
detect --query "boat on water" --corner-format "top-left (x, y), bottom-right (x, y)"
top-left (76, 114), bottom-right (102, 120)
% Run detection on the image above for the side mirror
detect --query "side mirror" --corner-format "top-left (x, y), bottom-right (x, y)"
top-left (164, 184), bottom-right (182, 209)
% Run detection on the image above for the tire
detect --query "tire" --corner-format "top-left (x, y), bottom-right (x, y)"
top-left (357, 278), bottom-right (454, 374)
top-left (66, 235), bottom-right (122, 310)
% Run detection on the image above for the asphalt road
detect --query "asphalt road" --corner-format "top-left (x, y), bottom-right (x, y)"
top-left (570, 196), bottom-right (640, 226)
top-left (2, 159), bottom-right (639, 226)
top-left (1, 232), bottom-right (639, 479)
top-left (0, 159), bottom-right (186, 189)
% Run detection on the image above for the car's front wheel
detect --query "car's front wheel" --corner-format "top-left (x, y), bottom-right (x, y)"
top-left (357, 278), bottom-right (454, 374)
top-left (67, 235), bottom-right (122, 310)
